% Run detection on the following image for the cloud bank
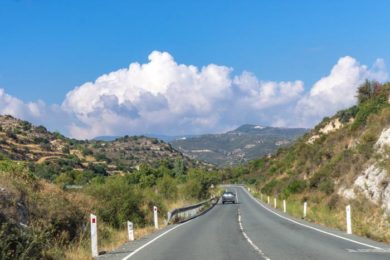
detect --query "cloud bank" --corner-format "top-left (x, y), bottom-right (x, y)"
top-left (295, 56), bottom-right (388, 126)
top-left (0, 51), bottom-right (387, 138)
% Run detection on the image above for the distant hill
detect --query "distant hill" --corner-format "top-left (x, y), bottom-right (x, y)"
top-left (93, 136), bottom-right (120, 141)
top-left (170, 124), bottom-right (308, 166)
top-left (94, 134), bottom-right (198, 143)
top-left (0, 115), bottom-right (208, 181)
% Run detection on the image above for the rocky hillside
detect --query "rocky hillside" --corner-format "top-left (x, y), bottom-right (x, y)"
top-left (171, 125), bottom-right (307, 166)
top-left (0, 115), bottom-right (207, 183)
top-left (238, 80), bottom-right (390, 241)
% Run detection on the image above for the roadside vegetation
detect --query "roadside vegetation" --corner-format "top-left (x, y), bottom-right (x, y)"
top-left (222, 80), bottom-right (390, 243)
top-left (0, 152), bottom-right (219, 259)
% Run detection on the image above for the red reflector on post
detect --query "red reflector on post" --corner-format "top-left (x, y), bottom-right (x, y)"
top-left (92, 218), bottom-right (96, 223)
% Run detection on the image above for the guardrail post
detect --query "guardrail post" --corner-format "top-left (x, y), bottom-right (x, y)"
top-left (303, 201), bottom-right (307, 218)
top-left (267, 196), bottom-right (270, 204)
top-left (283, 200), bottom-right (286, 213)
top-left (346, 205), bottom-right (352, 234)
top-left (274, 198), bottom-right (277, 208)
top-left (90, 214), bottom-right (98, 258)
top-left (127, 221), bottom-right (134, 241)
top-left (153, 206), bottom-right (159, 229)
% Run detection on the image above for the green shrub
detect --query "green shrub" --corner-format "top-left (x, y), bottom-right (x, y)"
top-left (319, 179), bottom-right (334, 195)
top-left (157, 174), bottom-right (178, 200)
top-left (86, 177), bottom-right (146, 228)
top-left (261, 179), bottom-right (279, 195)
top-left (21, 121), bottom-right (32, 131)
top-left (287, 179), bottom-right (307, 194)
top-left (337, 106), bottom-right (358, 124)
top-left (0, 216), bottom-right (46, 260)
top-left (35, 125), bottom-right (47, 134)
top-left (352, 96), bottom-right (388, 130)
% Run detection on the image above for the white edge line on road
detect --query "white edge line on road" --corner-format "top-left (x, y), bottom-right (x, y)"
top-left (238, 209), bottom-right (271, 260)
top-left (239, 186), bottom-right (384, 250)
top-left (122, 222), bottom-right (189, 260)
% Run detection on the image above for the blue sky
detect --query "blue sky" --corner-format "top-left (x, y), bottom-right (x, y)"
top-left (0, 1), bottom-right (389, 138)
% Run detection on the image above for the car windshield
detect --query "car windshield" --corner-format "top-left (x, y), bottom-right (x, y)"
top-left (223, 192), bottom-right (235, 196)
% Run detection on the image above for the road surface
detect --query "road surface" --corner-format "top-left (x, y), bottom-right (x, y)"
top-left (100, 185), bottom-right (390, 260)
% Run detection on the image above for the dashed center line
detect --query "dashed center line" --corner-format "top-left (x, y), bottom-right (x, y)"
top-left (237, 209), bottom-right (271, 260)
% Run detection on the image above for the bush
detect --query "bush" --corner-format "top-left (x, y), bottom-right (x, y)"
top-left (81, 147), bottom-right (93, 157)
top-left (286, 179), bottom-right (307, 194)
top-left (336, 106), bottom-right (358, 124)
top-left (261, 179), bottom-right (279, 195)
top-left (21, 121), bottom-right (32, 131)
top-left (5, 130), bottom-right (17, 140)
top-left (183, 169), bottom-right (218, 200)
top-left (35, 126), bottom-right (47, 134)
top-left (0, 216), bottom-right (46, 260)
top-left (94, 152), bottom-right (111, 163)
top-left (87, 163), bottom-right (107, 176)
top-left (319, 179), bottom-right (334, 195)
top-left (157, 174), bottom-right (178, 200)
top-left (86, 177), bottom-right (145, 227)
top-left (352, 99), bottom-right (387, 129)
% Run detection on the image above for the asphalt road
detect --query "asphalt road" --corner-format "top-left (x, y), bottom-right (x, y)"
top-left (101, 186), bottom-right (390, 260)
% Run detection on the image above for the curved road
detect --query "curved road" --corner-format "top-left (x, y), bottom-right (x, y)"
top-left (101, 186), bottom-right (390, 260)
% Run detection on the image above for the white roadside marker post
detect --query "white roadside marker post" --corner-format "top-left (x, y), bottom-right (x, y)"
top-left (303, 201), bottom-right (307, 218)
top-left (274, 198), bottom-right (277, 208)
top-left (267, 196), bottom-right (270, 204)
top-left (283, 200), bottom-right (286, 213)
top-left (90, 214), bottom-right (98, 258)
top-left (127, 221), bottom-right (134, 241)
top-left (346, 205), bottom-right (352, 234)
top-left (153, 206), bottom-right (159, 229)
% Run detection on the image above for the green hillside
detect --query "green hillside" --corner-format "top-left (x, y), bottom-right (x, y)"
top-left (0, 116), bottom-right (218, 259)
top-left (226, 80), bottom-right (390, 242)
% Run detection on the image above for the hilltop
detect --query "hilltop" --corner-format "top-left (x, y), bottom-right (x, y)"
top-left (0, 115), bottom-right (208, 183)
top-left (170, 125), bottom-right (307, 166)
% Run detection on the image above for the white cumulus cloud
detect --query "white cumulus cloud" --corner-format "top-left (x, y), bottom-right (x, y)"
top-left (62, 51), bottom-right (303, 138)
top-left (0, 88), bottom-right (45, 120)
top-left (295, 56), bottom-right (388, 126)
top-left (1, 52), bottom-right (387, 138)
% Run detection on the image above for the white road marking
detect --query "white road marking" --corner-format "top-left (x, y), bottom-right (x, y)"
top-left (239, 186), bottom-right (384, 250)
top-left (122, 222), bottom-right (189, 260)
top-left (238, 209), bottom-right (271, 260)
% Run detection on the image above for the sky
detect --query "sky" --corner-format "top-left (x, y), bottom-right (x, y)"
top-left (0, 0), bottom-right (390, 139)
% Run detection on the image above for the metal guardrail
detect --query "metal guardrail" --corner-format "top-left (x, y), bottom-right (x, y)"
top-left (167, 197), bottom-right (218, 224)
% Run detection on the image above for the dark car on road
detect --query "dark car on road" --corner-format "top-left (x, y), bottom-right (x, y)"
top-left (222, 191), bottom-right (236, 204)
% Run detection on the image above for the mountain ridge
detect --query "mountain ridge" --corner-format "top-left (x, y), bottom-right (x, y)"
top-left (170, 124), bottom-right (308, 166)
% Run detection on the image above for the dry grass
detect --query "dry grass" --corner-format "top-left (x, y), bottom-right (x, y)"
top-left (63, 197), bottom-right (200, 260)
top-left (253, 189), bottom-right (390, 243)
top-left (168, 198), bottom-right (196, 209)
top-left (63, 224), bottom-right (168, 260)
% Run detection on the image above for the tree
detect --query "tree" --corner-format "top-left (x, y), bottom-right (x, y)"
top-left (173, 159), bottom-right (184, 179)
top-left (357, 80), bottom-right (381, 104)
